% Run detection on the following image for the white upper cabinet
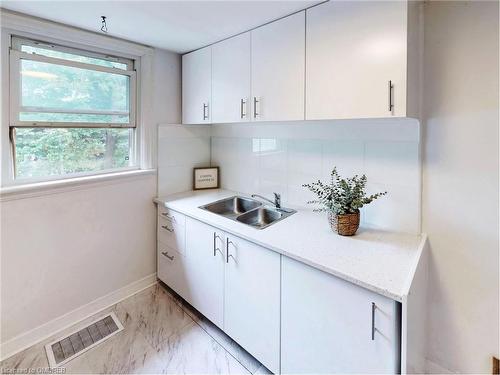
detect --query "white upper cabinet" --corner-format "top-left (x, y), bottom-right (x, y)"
top-left (251, 11), bottom-right (305, 122)
top-left (306, 1), bottom-right (420, 120)
top-left (224, 234), bottom-right (281, 373)
top-left (212, 33), bottom-right (251, 123)
top-left (182, 46), bottom-right (212, 124)
top-left (181, 2), bottom-right (420, 124)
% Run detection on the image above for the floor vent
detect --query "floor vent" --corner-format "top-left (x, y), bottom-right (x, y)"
top-left (45, 312), bottom-right (123, 368)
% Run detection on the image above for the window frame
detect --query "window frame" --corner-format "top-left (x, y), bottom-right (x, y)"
top-left (5, 35), bottom-right (142, 185)
top-left (11, 37), bottom-right (134, 70)
top-left (9, 36), bottom-right (137, 129)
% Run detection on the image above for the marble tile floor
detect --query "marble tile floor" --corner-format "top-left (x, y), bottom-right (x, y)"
top-left (1, 283), bottom-right (272, 374)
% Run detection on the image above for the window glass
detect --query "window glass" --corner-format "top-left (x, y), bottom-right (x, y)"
top-left (14, 128), bottom-right (133, 179)
top-left (21, 59), bottom-right (129, 118)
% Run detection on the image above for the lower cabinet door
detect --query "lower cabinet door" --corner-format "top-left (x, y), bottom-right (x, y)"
top-left (224, 234), bottom-right (281, 374)
top-left (281, 256), bottom-right (399, 374)
top-left (185, 217), bottom-right (225, 329)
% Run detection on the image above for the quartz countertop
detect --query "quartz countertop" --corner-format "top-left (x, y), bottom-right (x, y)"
top-left (154, 189), bottom-right (426, 302)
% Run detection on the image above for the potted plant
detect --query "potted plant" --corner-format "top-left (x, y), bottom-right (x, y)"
top-left (303, 167), bottom-right (387, 236)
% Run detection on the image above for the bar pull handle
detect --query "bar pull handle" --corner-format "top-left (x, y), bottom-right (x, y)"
top-left (213, 232), bottom-right (223, 257)
top-left (226, 237), bottom-right (235, 263)
top-left (161, 251), bottom-right (174, 261)
top-left (161, 225), bottom-right (174, 233)
top-left (203, 103), bottom-right (209, 120)
top-left (388, 80), bottom-right (394, 112)
top-left (240, 98), bottom-right (248, 119)
top-left (371, 302), bottom-right (376, 340)
top-left (253, 97), bottom-right (259, 118)
top-left (161, 212), bottom-right (175, 222)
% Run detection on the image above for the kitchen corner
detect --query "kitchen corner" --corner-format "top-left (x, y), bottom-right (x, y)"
top-left (154, 189), bottom-right (426, 302)
top-left (154, 188), bottom-right (428, 373)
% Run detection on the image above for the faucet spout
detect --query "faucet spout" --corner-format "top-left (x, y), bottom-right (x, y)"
top-left (251, 193), bottom-right (281, 209)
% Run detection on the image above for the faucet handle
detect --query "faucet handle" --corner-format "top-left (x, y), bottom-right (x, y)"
top-left (273, 192), bottom-right (281, 208)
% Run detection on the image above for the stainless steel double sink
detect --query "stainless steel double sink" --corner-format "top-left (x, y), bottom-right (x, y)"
top-left (199, 196), bottom-right (296, 229)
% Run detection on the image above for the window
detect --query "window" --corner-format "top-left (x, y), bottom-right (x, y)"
top-left (9, 37), bottom-right (137, 181)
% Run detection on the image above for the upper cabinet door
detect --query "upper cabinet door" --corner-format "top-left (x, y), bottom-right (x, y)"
top-left (251, 12), bottom-right (305, 122)
top-left (182, 46), bottom-right (212, 124)
top-left (306, 1), bottom-right (408, 120)
top-left (212, 33), bottom-right (251, 124)
top-left (223, 234), bottom-right (281, 374)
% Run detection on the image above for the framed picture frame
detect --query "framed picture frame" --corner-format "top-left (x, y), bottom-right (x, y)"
top-left (193, 167), bottom-right (219, 190)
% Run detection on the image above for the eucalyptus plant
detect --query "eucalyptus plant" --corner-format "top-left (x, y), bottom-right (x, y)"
top-left (302, 167), bottom-right (387, 215)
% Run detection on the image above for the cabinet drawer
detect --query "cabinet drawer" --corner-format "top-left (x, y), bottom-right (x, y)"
top-left (157, 242), bottom-right (186, 298)
top-left (157, 211), bottom-right (186, 255)
top-left (158, 208), bottom-right (186, 227)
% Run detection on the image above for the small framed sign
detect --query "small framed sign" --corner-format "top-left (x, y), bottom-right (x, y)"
top-left (193, 167), bottom-right (219, 190)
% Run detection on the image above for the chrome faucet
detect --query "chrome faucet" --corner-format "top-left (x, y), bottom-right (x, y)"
top-left (251, 193), bottom-right (281, 209)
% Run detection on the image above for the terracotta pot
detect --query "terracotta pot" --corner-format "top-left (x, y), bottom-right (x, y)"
top-left (328, 210), bottom-right (360, 236)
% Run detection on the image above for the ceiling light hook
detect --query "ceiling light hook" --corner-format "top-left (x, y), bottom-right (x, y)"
top-left (101, 16), bottom-right (108, 33)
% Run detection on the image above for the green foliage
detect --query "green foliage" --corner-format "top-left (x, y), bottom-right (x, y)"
top-left (21, 59), bottom-right (128, 113)
top-left (302, 167), bottom-right (387, 215)
top-left (15, 128), bottom-right (131, 178)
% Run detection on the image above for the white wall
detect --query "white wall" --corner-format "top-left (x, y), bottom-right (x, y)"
top-left (0, 47), bottom-right (181, 358)
top-left (422, 1), bottom-right (499, 373)
top-left (153, 49), bottom-right (182, 126)
top-left (157, 125), bottom-right (211, 197)
top-left (0, 174), bottom-right (156, 341)
top-left (152, 49), bottom-right (182, 169)
top-left (210, 119), bottom-right (422, 234)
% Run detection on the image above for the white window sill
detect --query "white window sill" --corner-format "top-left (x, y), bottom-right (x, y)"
top-left (0, 169), bottom-right (156, 201)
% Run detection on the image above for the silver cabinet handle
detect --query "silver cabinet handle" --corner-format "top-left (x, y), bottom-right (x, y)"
top-left (253, 97), bottom-right (259, 118)
top-left (161, 251), bottom-right (174, 261)
top-left (388, 80), bottom-right (394, 112)
top-left (203, 103), bottom-right (209, 120)
top-left (161, 212), bottom-right (175, 222)
top-left (371, 302), bottom-right (376, 340)
top-left (161, 225), bottom-right (174, 233)
top-left (240, 98), bottom-right (247, 119)
top-left (213, 232), bottom-right (223, 257)
top-left (226, 237), bottom-right (235, 263)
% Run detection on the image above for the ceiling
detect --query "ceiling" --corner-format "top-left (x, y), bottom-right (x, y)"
top-left (0, 1), bottom-right (320, 53)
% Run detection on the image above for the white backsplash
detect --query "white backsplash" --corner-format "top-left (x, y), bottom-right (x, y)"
top-left (158, 119), bottom-right (421, 234)
top-left (211, 119), bottom-right (421, 234)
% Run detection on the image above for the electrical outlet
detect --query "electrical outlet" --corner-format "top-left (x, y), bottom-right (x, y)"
top-left (493, 356), bottom-right (499, 375)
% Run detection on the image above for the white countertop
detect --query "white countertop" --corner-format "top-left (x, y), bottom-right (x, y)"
top-left (154, 189), bottom-right (426, 302)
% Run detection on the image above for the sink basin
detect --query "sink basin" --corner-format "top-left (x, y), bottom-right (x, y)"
top-left (200, 195), bottom-right (296, 229)
top-left (236, 207), bottom-right (284, 229)
top-left (200, 196), bottom-right (262, 217)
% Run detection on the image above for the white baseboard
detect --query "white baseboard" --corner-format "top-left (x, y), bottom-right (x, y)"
top-left (426, 358), bottom-right (456, 374)
top-left (0, 273), bottom-right (157, 361)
